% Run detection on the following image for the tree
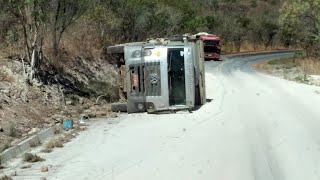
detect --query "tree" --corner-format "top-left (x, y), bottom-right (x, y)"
top-left (5, 0), bottom-right (47, 80)
top-left (280, 0), bottom-right (320, 57)
top-left (50, 0), bottom-right (88, 55)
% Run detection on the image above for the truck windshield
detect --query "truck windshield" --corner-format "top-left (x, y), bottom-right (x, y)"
top-left (204, 46), bottom-right (218, 53)
top-left (204, 40), bottom-right (219, 46)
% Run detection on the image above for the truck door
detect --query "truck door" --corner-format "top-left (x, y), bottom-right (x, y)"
top-left (167, 48), bottom-right (186, 106)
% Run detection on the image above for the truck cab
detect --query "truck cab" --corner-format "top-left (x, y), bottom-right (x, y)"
top-left (195, 32), bottom-right (221, 61)
top-left (107, 36), bottom-right (206, 113)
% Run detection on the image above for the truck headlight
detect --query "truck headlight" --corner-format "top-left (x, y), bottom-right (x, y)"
top-left (144, 49), bottom-right (152, 56)
top-left (133, 50), bottom-right (141, 58)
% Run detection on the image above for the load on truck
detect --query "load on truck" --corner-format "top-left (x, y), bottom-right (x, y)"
top-left (195, 32), bottom-right (221, 61)
top-left (107, 35), bottom-right (206, 113)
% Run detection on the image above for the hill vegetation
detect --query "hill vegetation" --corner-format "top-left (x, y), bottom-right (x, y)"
top-left (1, 0), bottom-right (319, 63)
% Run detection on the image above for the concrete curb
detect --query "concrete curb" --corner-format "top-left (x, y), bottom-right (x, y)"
top-left (0, 127), bottom-right (55, 164)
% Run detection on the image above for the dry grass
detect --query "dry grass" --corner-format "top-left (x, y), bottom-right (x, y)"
top-left (264, 57), bottom-right (320, 85)
top-left (45, 138), bottom-right (64, 150)
top-left (30, 139), bottom-right (41, 148)
top-left (20, 164), bottom-right (32, 169)
top-left (0, 71), bottom-right (14, 83)
top-left (60, 23), bottom-right (103, 59)
top-left (298, 58), bottom-right (320, 75)
top-left (40, 148), bottom-right (52, 153)
top-left (63, 133), bottom-right (77, 142)
top-left (267, 57), bottom-right (320, 75)
top-left (0, 155), bottom-right (2, 167)
top-left (0, 175), bottom-right (13, 180)
top-left (222, 41), bottom-right (285, 54)
top-left (267, 58), bottom-right (297, 67)
top-left (0, 141), bottom-right (11, 153)
top-left (53, 126), bottom-right (63, 135)
top-left (42, 132), bottom-right (78, 153)
top-left (23, 153), bottom-right (44, 163)
top-left (42, 22), bottom-right (103, 70)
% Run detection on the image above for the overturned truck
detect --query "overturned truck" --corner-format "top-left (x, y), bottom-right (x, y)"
top-left (107, 35), bottom-right (206, 113)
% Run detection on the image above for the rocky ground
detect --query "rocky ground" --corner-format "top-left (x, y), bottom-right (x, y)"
top-left (0, 52), bottom-right (119, 155)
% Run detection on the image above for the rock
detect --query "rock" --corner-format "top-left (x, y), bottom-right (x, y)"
top-left (69, 110), bottom-right (78, 115)
top-left (51, 114), bottom-right (64, 123)
top-left (10, 90), bottom-right (18, 99)
top-left (2, 122), bottom-right (18, 137)
top-left (0, 139), bottom-right (11, 152)
top-left (90, 106), bottom-right (97, 110)
top-left (0, 126), bottom-right (3, 132)
top-left (40, 177), bottom-right (47, 180)
top-left (110, 113), bottom-right (118, 118)
top-left (79, 97), bottom-right (84, 104)
top-left (88, 113), bottom-right (96, 118)
top-left (10, 170), bottom-right (17, 176)
top-left (28, 128), bottom-right (40, 135)
top-left (83, 109), bottom-right (96, 118)
top-left (20, 91), bottom-right (28, 102)
top-left (11, 139), bottom-right (20, 146)
top-left (80, 114), bottom-right (89, 120)
top-left (1, 89), bottom-right (10, 95)
top-left (83, 105), bottom-right (90, 109)
top-left (95, 111), bottom-right (107, 117)
top-left (66, 101), bottom-right (73, 105)
top-left (41, 165), bottom-right (49, 172)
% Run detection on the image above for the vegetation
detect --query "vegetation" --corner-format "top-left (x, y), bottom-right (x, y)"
top-left (1, 0), bottom-right (317, 55)
top-left (45, 138), bottom-right (64, 150)
top-left (0, 176), bottom-right (13, 180)
top-left (280, 0), bottom-right (320, 57)
top-left (42, 132), bottom-right (78, 153)
top-left (0, 0), bottom-right (319, 97)
top-left (23, 153), bottom-right (44, 162)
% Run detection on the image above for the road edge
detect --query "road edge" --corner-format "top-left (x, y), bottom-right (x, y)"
top-left (0, 126), bottom-right (56, 164)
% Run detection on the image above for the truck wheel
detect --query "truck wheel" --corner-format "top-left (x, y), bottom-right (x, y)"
top-left (111, 102), bottom-right (127, 112)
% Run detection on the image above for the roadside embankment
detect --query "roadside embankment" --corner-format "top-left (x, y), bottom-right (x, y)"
top-left (254, 57), bottom-right (320, 86)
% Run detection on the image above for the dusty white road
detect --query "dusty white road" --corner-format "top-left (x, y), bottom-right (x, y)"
top-left (5, 52), bottom-right (320, 180)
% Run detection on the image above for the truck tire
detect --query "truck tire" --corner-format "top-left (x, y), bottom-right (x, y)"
top-left (111, 102), bottom-right (127, 112)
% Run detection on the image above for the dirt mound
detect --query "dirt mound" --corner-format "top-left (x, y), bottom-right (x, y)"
top-left (0, 53), bottom-right (117, 153)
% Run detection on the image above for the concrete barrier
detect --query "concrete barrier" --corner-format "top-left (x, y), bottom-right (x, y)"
top-left (0, 126), bottom-right (56, 164)
top-left (0, 147), bottom-right (16, 164)
top-left (38, 127), bottom-right (55, 143)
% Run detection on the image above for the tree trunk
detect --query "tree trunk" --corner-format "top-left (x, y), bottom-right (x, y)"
top-left (52, 0), bottom-right (61, 56)
top-left (53, 32), bottom-right (58, 56)
top-left (29, 49), bottom-right (37, 80)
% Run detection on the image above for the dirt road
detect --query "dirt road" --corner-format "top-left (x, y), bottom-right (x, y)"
top-left (5, 52), bottom-right (320, 180)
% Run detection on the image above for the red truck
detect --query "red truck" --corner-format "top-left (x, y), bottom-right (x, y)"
top-left (196, 32), bottom-right (221, 61)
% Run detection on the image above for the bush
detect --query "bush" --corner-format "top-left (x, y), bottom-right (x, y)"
top-left (0, 175), bottom-right (13, 180)
top-left (23, 153), bottom-right (44, 163)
